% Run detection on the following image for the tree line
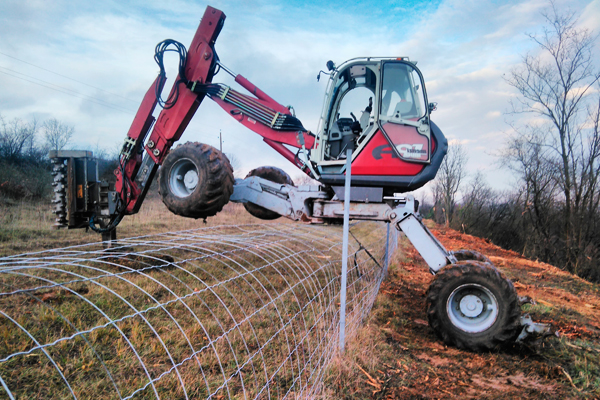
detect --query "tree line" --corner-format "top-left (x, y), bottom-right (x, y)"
top-left (0, 115), bottom-right (116, 200)
top-left (428, 5), bottom-right (600, 283)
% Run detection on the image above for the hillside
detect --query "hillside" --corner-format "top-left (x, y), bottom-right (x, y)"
top-left (325, 225), bottom-right (600, 399)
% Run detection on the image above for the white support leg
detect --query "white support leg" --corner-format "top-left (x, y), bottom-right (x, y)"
top-left (391, 195), bottom-right (456, 273)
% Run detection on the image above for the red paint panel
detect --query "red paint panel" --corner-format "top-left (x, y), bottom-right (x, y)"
top-left (263, 138), bottom-right (312, 176)
top-left (125, 76), bottom-right (162, 142)
top-left (212, 96), bottom-right (315, 149)
top-left (352, 129), bottom-right (425, 176)
top-left (146, 6), bottom-right (226, 163)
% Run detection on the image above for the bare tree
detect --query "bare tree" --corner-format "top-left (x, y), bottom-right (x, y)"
top-left (43, 118), bottom-right (74, 151)
top-left (224, 153), bottom-right (244, 178)
top-left (0, 114), bottom-right (38, 162)
top-left (431, 143), bottom-right (468, 226)
top-left (459, 171), bottom-right (493, 231)
top-left (505, 2), bottom-right (600, 273)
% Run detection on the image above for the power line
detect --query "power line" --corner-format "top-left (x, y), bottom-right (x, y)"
top-left (0, 60), bottom-right (231, 139)
top-left (0, 67), bottom-right (230, 135)
top-left (0, 51), bottom-right (140, 104)
top-left (1, 67), bottom-right (230, 141)
top-left (0, 67), bottom-right (136, 114)
top-left (0, 65), bottom-right (135, 111)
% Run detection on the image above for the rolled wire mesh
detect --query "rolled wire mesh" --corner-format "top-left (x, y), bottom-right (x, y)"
top-left (0, 222), bottom-right (398, 399)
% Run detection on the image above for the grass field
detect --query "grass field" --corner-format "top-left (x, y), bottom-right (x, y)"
top-left (0, 194), bottom-right (276, 256)
top-left (0, 195), bottom-right (390, 399)
top-left (2, 195), bottom-right (599, 399)
top-left (323, 225), bottom-right (600, 399)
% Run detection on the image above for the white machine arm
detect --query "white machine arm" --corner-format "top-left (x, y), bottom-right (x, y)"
top-left (230, 177), bottom-right (455, 272)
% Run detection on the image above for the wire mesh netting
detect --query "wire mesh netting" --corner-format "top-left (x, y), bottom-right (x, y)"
top-left (0, 222), bottom-right (398, 399)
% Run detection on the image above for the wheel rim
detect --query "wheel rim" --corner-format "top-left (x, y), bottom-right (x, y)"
top-left (446, 283), bottom-right (499, 333)
top-left (169, 158), bottom-right (199, 198)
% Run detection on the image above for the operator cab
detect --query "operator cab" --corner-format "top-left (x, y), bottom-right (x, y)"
top-left (324, 64), bottom-right (377, 160)
top-left (313, 57), bottom-right (447, 193)
top-left (316, 57), bottom-right (430, 163)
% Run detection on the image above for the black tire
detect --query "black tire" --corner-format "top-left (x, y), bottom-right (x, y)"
top-left (426, 261), bottom-right (521, 352)
top-left (451, 249), bottom-right (492, 265)
top-left (243, 166), bottom-right (293, 220)
top-left (158, 142), bottom-right (233, 219)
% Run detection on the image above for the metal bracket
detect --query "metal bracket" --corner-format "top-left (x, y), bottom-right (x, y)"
top-left (230, 177), bottom-right (329, 221)
top-left (231, 181), bottom-right (453, 272)
top-left (297, 132), bottom-right (321, 180)
top-left (516, 314), bottom-right (554, 342)
top-left (120, 137), bottom-right (137, 160)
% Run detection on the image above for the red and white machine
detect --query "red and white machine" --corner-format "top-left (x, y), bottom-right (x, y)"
top-left (49, 6), bottom-right (550, 352)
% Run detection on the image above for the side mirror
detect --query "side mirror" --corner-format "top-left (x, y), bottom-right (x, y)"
top-left (326, 60), bottom-right (335, 71)
top-left (428, 102), bottom-right (437, 113)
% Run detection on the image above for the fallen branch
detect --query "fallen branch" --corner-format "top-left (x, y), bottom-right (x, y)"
top-left (560, 367), bottom-right (581, 392)
top-left (355, 362), bottom-right (381, 389)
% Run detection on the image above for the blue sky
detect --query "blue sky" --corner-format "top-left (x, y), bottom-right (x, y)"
top-left (1, 0), bottom-right (599, 195)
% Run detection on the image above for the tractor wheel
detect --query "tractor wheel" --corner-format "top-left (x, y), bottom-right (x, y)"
top-left (426, 261), bottom-right (521, 352)
top-left (451, 249), bottom-right (492, 265)
top-left (243, 166), bottom-right (293, 220)
top-left (158, 142), bottom-right (233, 219)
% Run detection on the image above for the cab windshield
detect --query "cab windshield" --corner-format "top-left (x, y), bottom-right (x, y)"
top-left (380, 62), bottom-right (426, 121)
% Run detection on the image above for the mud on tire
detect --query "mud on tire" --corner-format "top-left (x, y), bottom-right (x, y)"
top-left (158, 142), bottom-right (234, 219)
top-left (451, 249), bottom-right (492, 265)
top-left (243, 166), bottom-right (293, 220)
top-left (426, 261), bottom-right (521, 352)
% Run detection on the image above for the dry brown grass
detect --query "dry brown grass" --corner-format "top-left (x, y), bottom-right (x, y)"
top-left (0, 195), bottom-right (286, 256)
top-left (0, 195), bottom-right (391, 399)
top-left (323, 227), bottom-right (600, 399)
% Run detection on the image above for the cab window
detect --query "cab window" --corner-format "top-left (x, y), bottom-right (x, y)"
top-left (328, 66), bottom-right (376, 127)
top-left (380, 62), bottom-right (426, 120)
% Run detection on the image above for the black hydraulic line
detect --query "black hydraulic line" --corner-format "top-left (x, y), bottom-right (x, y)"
top-left (203, 84), bottom-right (276, 123)
top-left (226, 99), bottom-right (273, 125)
top-left (154, 39), bottom-right (189, 109)
top-left (226, 93), bottom-right (304, 131)
top-left (196, 82), bottom-right (280, 125)
top-left (226, 92), bottom-right (277, 121)
top-left (227, 91), bottom-right (280, 117)
top-left (188, 81), bottom-right (307, 132)
top-left (222, 89), bottom-right (305, 131)
top-left (226, 97), bottom-right (274, 123)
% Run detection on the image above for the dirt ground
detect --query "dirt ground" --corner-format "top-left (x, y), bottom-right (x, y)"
top-left (325, 225), bottom-right (600, 399)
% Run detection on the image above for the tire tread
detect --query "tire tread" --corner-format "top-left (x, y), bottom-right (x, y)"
top-left (426, 261), bottom-right (521, 352)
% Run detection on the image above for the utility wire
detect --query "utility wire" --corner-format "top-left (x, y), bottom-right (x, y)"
top-left (0, 67), bottom-right (227, 138)
top-left (0, 67), bottom-right (136, 114)
top-left (0, 51), bottom-right (139, 104)
top-left (0, 53), bottom-right (230, 141)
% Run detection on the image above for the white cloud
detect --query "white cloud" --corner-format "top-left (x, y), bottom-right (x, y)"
top-left (0, 0), bottom-right (597, 187)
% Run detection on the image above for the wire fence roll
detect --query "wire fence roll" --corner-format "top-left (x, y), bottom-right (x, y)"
top-left (0, 222), bottom-right (398, 399)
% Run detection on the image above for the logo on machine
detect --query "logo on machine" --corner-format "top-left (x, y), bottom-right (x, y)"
top-left (372, 144), bottom-right (428, 160)
top-left (395, 144), bottom-right (427, 159)
top-left (372, 145), bottom-right (399, 160)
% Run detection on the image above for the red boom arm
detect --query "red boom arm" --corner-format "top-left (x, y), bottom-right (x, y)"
top-left (116, 5), bottom-right (315, 214)
top-left (116, 6), bottom-right (226, 213)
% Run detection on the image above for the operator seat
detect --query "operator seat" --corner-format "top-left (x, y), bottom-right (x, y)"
top-left (392, 100), bottom-right (414, 119)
